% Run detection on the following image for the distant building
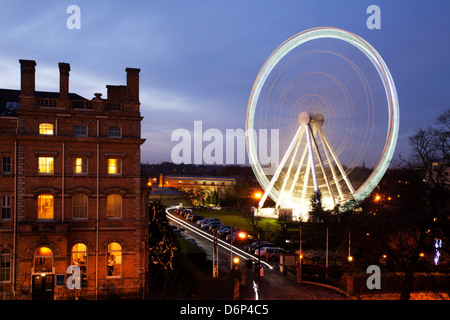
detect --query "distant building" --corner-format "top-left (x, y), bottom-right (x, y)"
top-left (160, 175), bottom-right (236, 206)
top-left (0, 59), bottom-right (148, 300)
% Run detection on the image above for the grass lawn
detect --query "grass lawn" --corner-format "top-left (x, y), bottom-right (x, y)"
top-left (192, 209), bottom-right (278, 235)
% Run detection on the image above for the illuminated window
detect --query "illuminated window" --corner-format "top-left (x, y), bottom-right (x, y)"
top-left (74, 158), bottom-right (87, 174)
top-left (38, 157), bottom-right (54, 174)
top-left (73, 193), bottom-right (88, 219)
top-left (38, 194), bottom-right (54, 219)
top-left (71, 243), bottom-right (87, 280)
top-left (107, 242), bottom-right (122, 277)
top-left (39, 123), bottom-right (54, 135)
top-left (74, 125), bottom-right (87, 137)
top-left (0, 249), bottom-right (11, 282)
top-left (34, 247), bottom-right (53, 273)
top-left (108, 126), bottom-right (121, 138)
top-left (107, 158), bottom-right (121, 175)
top-left (107, 194), bottom-right (122, 218)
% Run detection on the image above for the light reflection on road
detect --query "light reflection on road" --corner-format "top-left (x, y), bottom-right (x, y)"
top-left (166, 207), bottom-right (273, 270)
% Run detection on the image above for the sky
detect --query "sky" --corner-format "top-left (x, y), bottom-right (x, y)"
top-left (0, 0), bottom-right (449, 166)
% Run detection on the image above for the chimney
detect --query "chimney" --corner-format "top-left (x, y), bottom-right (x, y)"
top-left (125, 68), bottom-right (140, 103)
top-left (19, 59), bottom-right (36, 97)
top-left (58, 62), bottom-right (70, 99)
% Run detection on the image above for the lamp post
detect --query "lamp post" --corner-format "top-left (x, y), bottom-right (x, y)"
top-left (230, 231), bottom-right (247, 270)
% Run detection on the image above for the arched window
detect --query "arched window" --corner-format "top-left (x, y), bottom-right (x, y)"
top-left (72, 193), bottom-right (88, 219)
top-left (38, 194), bottom-right (54, 219)
top-left (0, 248), bottom-right (11, 282)
top-left (34, 247), bottom-right (53, 273)
top-left (71, 243), bottom-right (87, 280)
top-left (107, 194), bottom-right (122, 218)
top-left (39, 123), bottom-right (54, 135)
top-left (106, 242), bottom-right (122, 277)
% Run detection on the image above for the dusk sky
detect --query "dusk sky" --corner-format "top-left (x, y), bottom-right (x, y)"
top-left (0, 0), bottom-right (449, 166)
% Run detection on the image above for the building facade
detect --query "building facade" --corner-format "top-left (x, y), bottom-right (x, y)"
top-left (160, 175), bottom-right (236, 206)
top-left (0, 60), bottom-right (148, 299)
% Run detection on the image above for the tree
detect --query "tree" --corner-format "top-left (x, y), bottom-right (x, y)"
top-left (347, 109), bottom-right (450, 300)
top-left (180, 186), bottom-right (209, 206)
top-left (245, 207), bottom-right (262, 236)
top-left (147, 201), bottom-right (178, 296)
top-left (276, 209), bottom-right (292, 241)
top-left (308, 190), bottom-right (333, 223)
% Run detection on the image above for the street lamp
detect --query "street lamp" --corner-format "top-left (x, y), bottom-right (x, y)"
top-left (230, 231), bottom-right (247, 270)
top-left (253, 192), bottom-right (262, 200)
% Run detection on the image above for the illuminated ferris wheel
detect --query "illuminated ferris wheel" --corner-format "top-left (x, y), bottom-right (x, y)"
top-left (246, 27), bottom-right (399, 220)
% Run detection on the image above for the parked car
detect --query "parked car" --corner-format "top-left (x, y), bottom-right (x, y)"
top-left (190, 215), bottom-right (204, 222)
top-left (201, 221), bottom-right (223, 229)
top-left (197, 218), bottom-right (220, 226)
top-left (180, 209), bottom-right (192, 217)
top-left (261, 247), bottom-right (288, 260)
top-left (244, 241), bottom-right (275, 254)
top-left (185, 212), bottom-right (197, 220)
top-left (209, 223), bottom-right (224, 232)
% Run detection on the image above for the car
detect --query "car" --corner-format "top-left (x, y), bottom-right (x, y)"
top-left (186, 238), bottom-right (197, 246)
top-left (217, 226), bottom-right (236, 237)
top-left (185, 212), bottom-right (197, 220)
top-left (196, 218), bottom-right (211, 225)
top-left (212, 206), bottom-right (221, 211)
top-left (244, 241), bottom-right (274, 253)
top-left (201, 221), bottom-right (223, 229)
top-left (209, 223), bottom-right (224, 232)
top-left (190, 215), bottom-right (204, 222)
top-left (180, 209), bottom-right (192, 217)
top-left (261, 247), bottom-right (288, 260)
top-left (255, 246), bottom-right (284, 257)
top-left (173, 229), bottom-right (182, 237)
top-left (197, 218), bottom-right (221, 226)
top-left (226, 232), bottom-right (239, 241)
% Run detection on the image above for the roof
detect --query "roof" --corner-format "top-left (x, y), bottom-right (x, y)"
top-left (164, 175), bottom-right (236, 181)
top-left (0, 89), bottom-right (87, 117)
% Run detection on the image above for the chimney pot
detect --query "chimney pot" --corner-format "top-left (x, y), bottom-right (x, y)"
top-left (125, 68), bottom-right (140, 104)
top-left (58, 62), bottom-right (70, 98)
top-left (19, 59), bottom-right (36, 97)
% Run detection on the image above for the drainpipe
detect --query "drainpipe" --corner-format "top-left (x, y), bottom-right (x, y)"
top-left (95, 119), bottom-right (99, 299)
top-left (62, 141), bottom-right (65, 223)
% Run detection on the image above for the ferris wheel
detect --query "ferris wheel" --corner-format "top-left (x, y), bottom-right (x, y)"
top-left (246, 27), bottom-right (399, 220)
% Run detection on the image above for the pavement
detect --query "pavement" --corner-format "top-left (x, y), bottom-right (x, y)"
top-left (239, 266), bottom-right (351, 300)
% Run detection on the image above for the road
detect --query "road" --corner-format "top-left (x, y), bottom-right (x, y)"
top-left (166, 208), bottom-right (274, 272)
top-left (166, 207), bottom-right (350, 300)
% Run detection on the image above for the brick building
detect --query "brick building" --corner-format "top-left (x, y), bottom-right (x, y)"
top-left (0, 59), bottom-right (148, 299)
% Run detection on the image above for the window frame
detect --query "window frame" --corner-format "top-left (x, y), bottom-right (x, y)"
top-left (38, 156), bottom-right (54, 174)
top-left (106, 194), bottom-right (122, 219)
top-left (37, 194), bottom-right (54, 220)
top-left (1, 196), bottom-right (11, 220)
top-left (108, 126), bottom-right (122, 138)
top-left (39, 123), bottom-right (54, 135)
top-left (74, 157), bottom-right (88, 175)
top-left (74, 125), bottom-right (88, 137)
top-left (0, 248), bottom-right (11, 283)
top-left (106, 242), bottom-right (122, 278)
top-left (33, 247), bottom-right (53, 274)
top-left (72, 193), bottom-right (88, 219)
top-left (107, 158), bottom-right (122, 175)
top-left (2, 157), bottom-right (11, 174)
top-left (71, 243), bottom-right (87, 280)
